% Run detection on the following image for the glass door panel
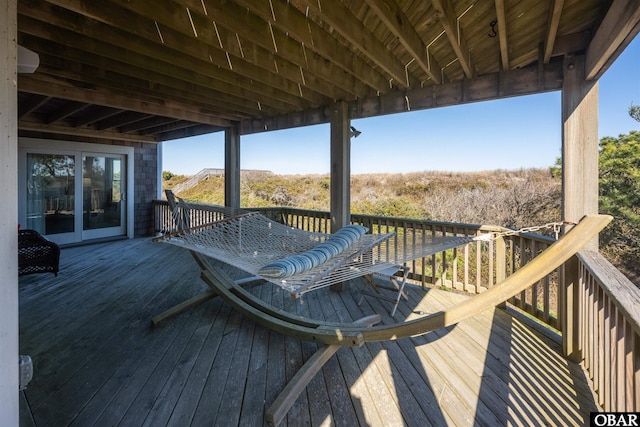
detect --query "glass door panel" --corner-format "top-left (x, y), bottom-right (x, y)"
top-left (82, 154), bottom-right (125, 239)
top-left (21, 141), bottom-right (133, 245)
top-left (26, 153), bottom-right (75, 236)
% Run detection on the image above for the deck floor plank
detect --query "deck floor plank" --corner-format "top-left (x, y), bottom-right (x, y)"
top-left (163, 300), bottom-right (228, 426)
top-left (24, 244), bottom-right (200, 419)
top-left (238, 322), bottom-right (271, 427)
top-left (214, 316), bottom-right (259, 426)
top-left (117, 293), bottom-right (215, 427)
top-left (283, 335), bottom-right (312, 427)
top-left (141, 299), bottom-right (226, 426)
top-left (300, 340), bottom-right (334, 426)
top-left (189, 309), bottom-right (244, 426)
top-left (400, 291), bottom-right (513, 425)
top-left (18, 238), bottom-right (599, 426)
top-left (236, 278), bottom-right (273, 426)
top-left (83, 303), bottom-right (204, 426)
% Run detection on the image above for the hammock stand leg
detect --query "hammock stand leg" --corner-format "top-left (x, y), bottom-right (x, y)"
top-left (151, 251), bottom-right (264, 326)
top-left (265, 314), bottom-right (380, 427)
top-left (151, 289), bottom-right (217, 326)
top-left (358, 265), bottom-right (410, 317)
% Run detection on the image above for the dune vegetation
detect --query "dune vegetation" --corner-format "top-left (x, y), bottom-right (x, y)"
top-left (164, 131), bottom-right (640, 285)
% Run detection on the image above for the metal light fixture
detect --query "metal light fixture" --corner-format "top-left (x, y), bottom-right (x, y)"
top-left (349, 126), bottom-right (362, 138)
top-left (17, 44), bottom-right (40, 74)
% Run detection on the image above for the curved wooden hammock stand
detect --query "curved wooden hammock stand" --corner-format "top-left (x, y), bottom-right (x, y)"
top-left (153, 213), bottom-right (611, 426)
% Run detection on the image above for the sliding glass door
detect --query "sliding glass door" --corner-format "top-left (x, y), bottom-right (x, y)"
top-left (20, 139), bottom-right (133, 245)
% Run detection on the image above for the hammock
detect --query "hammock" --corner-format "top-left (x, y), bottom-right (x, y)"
top-left (153, 198), bottom-right (612, 426)
top-left (156, 207), bottom-right (477, 298)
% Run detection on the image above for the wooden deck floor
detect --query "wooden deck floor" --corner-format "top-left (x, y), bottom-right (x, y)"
top-left (19, 237), bottom-right (599, 426)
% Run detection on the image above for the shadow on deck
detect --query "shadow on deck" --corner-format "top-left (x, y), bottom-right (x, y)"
top-left (18, 237), bottom-right (599, 426)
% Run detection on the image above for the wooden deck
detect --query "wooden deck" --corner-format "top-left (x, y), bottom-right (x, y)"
top-left (19, 237), bottom-right (599, 426)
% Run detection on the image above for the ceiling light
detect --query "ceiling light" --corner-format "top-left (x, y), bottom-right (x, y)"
top-left (17, 45), bottom-right (39, 74)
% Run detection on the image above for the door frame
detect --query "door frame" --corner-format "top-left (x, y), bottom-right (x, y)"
top-left (18, 137), bottom-right (135, 245)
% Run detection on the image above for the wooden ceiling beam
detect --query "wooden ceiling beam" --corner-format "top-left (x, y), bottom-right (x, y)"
top-left (111, 0), bottom-right (353, 102)
top-left (241, 59), bottom-right (563, 134)
top-left (73, 106), bottom-right (126, 127)
top-left (25, 0), bottom-right (329, 108)
top-left (156, 124), bottom-right (226, 142)
top-left (431, 0), bottom-right (474, 79)
top-left (95, 112), bottom-right (151, 131)
top-left (17, 18), bottom-right (298, 116)
top-left (18, 118), bottom-right (158, 143)
top-left (585, 0), bottom-right (640, 80)
top-left (552, 32), bottom-right (590, 57)
top-left (543, 0), bottom-right (564, 64)
top-left (18, 74), bottom-right (231, 127)
top-left (298, 0), bottom-right (412, 89)
top-left (233, 0), bottom-right (390, 93)
top-left (34, 68), bottom-right (235, 126)
top-left (363, 0), bottom-right (442, 84)
top-left (34, 57), bottom-right (257, 122)
top-left (178, 0), bottom-right (371, 99)
top-left (494, 0), bottom-right (509, 69)
top-left (139, 121), bottom-right (212, 140)
top-left (119, 116), bottom-right (179, 133)
top-left (18, 94), bottom-right (51, 119)
top-left (45, 101), bottom-right (90, 124)
top-left (507, 48), bottom-right (539, 70)
top-left (139, 120), bottom-right (201, 135)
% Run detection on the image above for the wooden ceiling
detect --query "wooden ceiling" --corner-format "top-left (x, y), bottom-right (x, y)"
top-left (16, 0), bottom-right (640, 143)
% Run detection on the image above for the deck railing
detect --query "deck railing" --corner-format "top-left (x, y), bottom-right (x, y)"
top-left (153, 201), bottom-right (559, 327)
top-left (152, 199), bottom-right (640, 411)
top-left (576, 251), bottom-right (640, 411)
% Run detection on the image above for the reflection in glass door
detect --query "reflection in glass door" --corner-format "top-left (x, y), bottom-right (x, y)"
top-left (82, 154), bottom-right (126, 240)
top-left (26, 154), bottom-right (76, 236)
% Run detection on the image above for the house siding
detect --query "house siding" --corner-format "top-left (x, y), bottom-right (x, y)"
top-left (133, 142), bottom-right (159, 237)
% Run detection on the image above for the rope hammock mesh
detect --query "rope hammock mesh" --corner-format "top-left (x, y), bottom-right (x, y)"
top-left (156, 201), bottom-right (477, 297)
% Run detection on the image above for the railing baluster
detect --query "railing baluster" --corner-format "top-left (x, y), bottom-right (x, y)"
top-left (616, 309), bottom-right (625, 411)
top-left (597, 286), bottom-right (605, 406)
top-left (634, 333), bottom-right (640, 411)
top-left (605, 297), bottom-right (612, 409)
top-left (625, 322), bottom-right (634, 411)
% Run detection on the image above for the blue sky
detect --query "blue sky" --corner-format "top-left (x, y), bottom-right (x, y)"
top-left (163, 36), bottom-right (640, 176)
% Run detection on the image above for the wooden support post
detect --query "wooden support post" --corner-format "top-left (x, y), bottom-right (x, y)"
top-left (225, 121), bottom-right (241, 209)
top-left (561, 53), bottom-right (599, 360)
top-left (329, 101), bottom-right (351, 292)
top-left (330, 101), bottom-right (351, 232)
top-left (0, 0), bottom-right (19, 423)
top-left (561, 54), bottom-right (599, 243)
